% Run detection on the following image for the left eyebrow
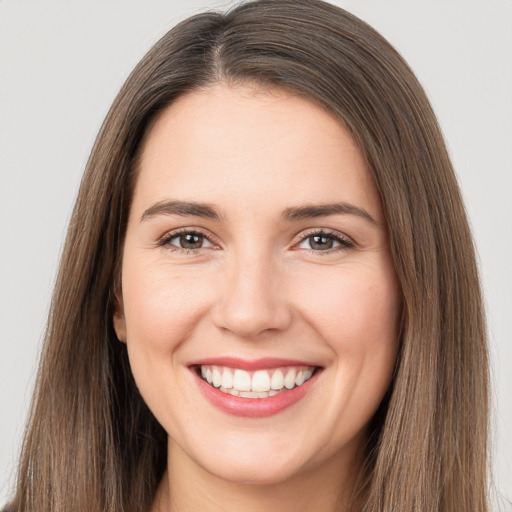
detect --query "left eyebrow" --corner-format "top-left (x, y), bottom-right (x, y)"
top-left (140, 200), bottom-right (222, 222)
top-left (281, 202), bottom-right (377, 225)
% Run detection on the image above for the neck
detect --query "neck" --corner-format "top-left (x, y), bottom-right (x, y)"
top-left (152, 440), bottom-right (365, 512)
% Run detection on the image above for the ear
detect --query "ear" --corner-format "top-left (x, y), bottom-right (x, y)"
top-left (113, 289), bottom-right (127, 343)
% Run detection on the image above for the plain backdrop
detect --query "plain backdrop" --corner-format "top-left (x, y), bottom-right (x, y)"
top-left (1, 0), bottom-right (511, 509)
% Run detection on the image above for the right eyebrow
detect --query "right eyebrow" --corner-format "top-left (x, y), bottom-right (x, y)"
top-left (140, 200), bottom-right (222, 222)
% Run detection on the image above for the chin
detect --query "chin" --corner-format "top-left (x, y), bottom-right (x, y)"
top-left (179, 434), bottom-right (313, 486)
top-left (201, 454), bottom-right (307, 486)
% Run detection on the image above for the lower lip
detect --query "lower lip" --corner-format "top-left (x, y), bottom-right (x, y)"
top-left (192, 369), bottom-right (321, 418)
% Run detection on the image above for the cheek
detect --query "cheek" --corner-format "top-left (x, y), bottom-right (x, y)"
top-left (121, 258), bottom-right (215, 354)
top-left (119, 259), bottom-right (218, 431)
top-left (294, 262), bottom-right (401, 433)
top-left (295, 263), bottom-right (401, 354)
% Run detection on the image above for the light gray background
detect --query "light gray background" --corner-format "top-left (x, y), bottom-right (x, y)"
top-left (1, 0), bottom-right (511, 508)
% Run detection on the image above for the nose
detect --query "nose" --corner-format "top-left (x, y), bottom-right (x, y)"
top-left (212, 254), bottom-right (292, 339)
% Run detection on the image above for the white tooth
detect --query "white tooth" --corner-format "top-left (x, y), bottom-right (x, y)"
top-left (269, 389), bottom-right (280, 396)
top-left (270, 370), bottom-right (284, 390)
top-left (284, 368), bottom-right (296, 389)
top-left (295, 370), bottom-right (305, 386)
top-left (233, 369), bottom-right (252, 391)
top-left (201, 366), bottom-right (207, 379)
top-left (212, 367), bottom-right (222, 387)
top-left (240, 391), bottom-right (258, 398)
top-left (206, 368), bottom-right (213, 384)
top-left (252, 370), bottom-right (270, 392)
top-left (227, 388), bottom-right (240, 396)
top-left (255, 391), bottom-right (269, 398)
top-left (221, 368), bottom-right (233, 389)
top-left (219, 386), bottom-right (227, 393)
top-left (303, 368), bottom-right (313, 381)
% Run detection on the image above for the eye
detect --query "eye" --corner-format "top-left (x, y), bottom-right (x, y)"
top-left (159, 229), bottom-right (216, 252)
top-left (296, 230), bottom-right (354, 252)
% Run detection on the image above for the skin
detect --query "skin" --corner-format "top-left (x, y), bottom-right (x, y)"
top-left (113, 84), bottom-right (402, 512)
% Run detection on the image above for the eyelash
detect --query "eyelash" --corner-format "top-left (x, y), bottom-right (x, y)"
top-left (157, 227), bottom-right (217, 255)
top-left (296, 229), bottom-right (355, 254)
top-left (157, 228), bottom-right (354, 255)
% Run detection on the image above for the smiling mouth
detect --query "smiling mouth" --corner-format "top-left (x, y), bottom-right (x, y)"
top-left (193, 365), bottom-right (320, 399)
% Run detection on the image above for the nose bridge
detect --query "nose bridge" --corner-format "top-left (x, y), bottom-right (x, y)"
top-left (213, 244), bottom-right (291, 338)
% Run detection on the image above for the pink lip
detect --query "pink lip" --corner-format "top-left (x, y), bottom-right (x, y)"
top-left (190, 365), bottom-right (322, 418)
top-left (188, 356), bottom-right (317, 371)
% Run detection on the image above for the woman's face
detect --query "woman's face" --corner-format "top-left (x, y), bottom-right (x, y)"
top-left (114, 84), bottom-right (401, 485)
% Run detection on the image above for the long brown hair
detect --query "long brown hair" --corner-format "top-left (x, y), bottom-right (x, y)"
top-left (9, 1), bottom-right (489, 511)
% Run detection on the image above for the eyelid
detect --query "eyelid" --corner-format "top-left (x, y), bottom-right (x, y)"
top-left (291, 228), bottom-right (355, 252)
top-left (157, 226), bottom-right (221, 251)
top-left (155, 226), bottom-right (354, 254)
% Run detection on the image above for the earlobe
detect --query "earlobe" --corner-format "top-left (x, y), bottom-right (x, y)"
top-left (113, 291), bottom-right (127, 343)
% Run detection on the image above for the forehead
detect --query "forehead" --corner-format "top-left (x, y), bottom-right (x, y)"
top-left (132, 83), bottom-right (383, 222)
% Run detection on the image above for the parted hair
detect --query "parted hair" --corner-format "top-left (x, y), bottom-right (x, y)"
top-left (9, 1), bottom-right (489, 511)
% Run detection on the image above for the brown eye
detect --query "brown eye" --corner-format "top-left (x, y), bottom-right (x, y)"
top-left (296, 231), bottom-right (353, 252)
top-left (178, 233), bottom-right (204, 249)
top-left (164, 230), bottom-right (215, 251)
top-left (309, 235), bottom-right (334, 250)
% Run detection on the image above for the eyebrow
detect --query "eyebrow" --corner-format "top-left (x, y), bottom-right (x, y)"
top-left (140, 199), bottom-right (376, 225)
top-left (281, 202), bottom-right (377, 224)
top-left (140, 200), bottom-right (222, 222)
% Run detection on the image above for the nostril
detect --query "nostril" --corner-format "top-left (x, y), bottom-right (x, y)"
top-left (212, 301), bottom-right (293, 339)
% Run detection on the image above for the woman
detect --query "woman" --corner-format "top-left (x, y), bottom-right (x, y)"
top-left (5, 0), bottom-right (490, 510)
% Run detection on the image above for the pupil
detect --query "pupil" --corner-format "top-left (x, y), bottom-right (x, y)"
top-left (311, 235), bottom-right (333, 250)
top-left (181, 233), bottom-right (203, 249)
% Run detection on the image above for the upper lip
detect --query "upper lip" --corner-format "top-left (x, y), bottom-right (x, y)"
top-left (188, 356), bottom-right (321, 371)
